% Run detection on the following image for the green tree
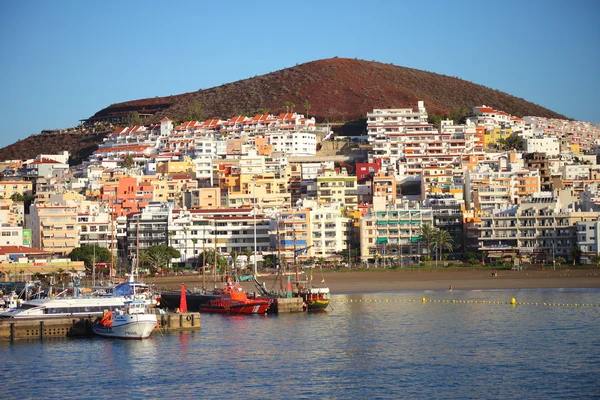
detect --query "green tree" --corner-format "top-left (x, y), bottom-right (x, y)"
top-left (283, 101), bottom-right (295, 113)
top-left (244, 247), bottom-right (254, 272)
top-left (140, 244), bottom-right (181, 275)
top-left (431, 230), bottom-right (454, 267)
top-left (230, 250), bottom-right (239, 272)
top-left (303, 100), bottom-right (312, 118)
top-left (69, 244), bottom-right (112, 270)
top-left (418, 223), bottom-right (437, 260)
top-left (191, 238), bottom-right (198, 270)
top-left (187, 99), bottom-right (204, 121)
top-left (123, 155), bottom-right (134, 169)
top-left (591, 255), bottom-right (600, 268)
top-left (125, 111), bottom-right (141, 126)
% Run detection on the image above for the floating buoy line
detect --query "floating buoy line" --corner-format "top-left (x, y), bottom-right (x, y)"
top-left (330, 297), bottom-right (599, 307)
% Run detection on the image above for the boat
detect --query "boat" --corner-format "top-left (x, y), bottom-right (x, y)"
top-left (296, 285), bottom-right (330, 311)
top-left (199, 280), bottom-right (271, 314)
top-left (158, 288), bottom-right (217, 312)
top-left (96, 278), bottom-right (161, 307)
top-left (92, 299), bottom-right (157, 339)
top-left (0, 291), bottom-right (20, 313)
top-left (0, 295), bottom-right (127, 319)
top-left (0, 276), bottom-right (159, 319)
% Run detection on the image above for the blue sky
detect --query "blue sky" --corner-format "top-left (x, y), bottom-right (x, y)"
top-left (0, 0), bottom-right (598, 148)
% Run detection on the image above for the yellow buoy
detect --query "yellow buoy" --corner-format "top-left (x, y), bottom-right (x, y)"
top-left (422, 297), bottom-right (427, 303)
top-left (510, 298), bottom-right (516, 305)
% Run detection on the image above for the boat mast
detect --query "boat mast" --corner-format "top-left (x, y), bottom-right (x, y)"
top-left (202, 220), bottom-right (206, 289)
top-left (294, 210), bottom-right (299, 284)
top-left (135, 216), bottom-right (140, 279)
top-left (277, 215), bottom-right (283, 292)
top-left (110, 194), bottom-right (115, 281)
top-left (213, 216), bottom-right (217, 288)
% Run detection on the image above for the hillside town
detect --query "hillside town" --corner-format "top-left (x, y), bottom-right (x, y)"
top-left (1, 100), bottom-right (600, 280)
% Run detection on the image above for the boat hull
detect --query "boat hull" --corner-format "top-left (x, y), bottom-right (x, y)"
top-left (297, 287), bottom-right (330, 311)
top-left (159, 292), bottom-right (217, 311)
top-left (305, 299), bottom-right (329, 311)
top-left (92, 314), bottom-right (157, 339)
top-left (199, 301), bottom-right (270, 314)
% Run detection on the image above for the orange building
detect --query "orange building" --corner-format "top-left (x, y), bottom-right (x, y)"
top-left (101, 176), bottom-right (153, 217)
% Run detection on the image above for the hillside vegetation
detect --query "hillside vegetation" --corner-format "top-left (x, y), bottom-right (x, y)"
top-left (0, 57), bottom-right (566, 163)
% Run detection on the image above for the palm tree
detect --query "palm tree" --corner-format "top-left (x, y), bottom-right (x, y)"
top-left (304, 100), bottom-right (312, 118)
top-left (191, 238), bottom-right (198, 270)
top-left (571, 246), bottom-right (582, 266)
top-left (418, 223), bottom-right (437, 260)
top-left (230, 250), bottom-right (239, 272)
top-left (431, 230), bottom-right (454, 267)
top-left (244, 247), bottom-right (254, 273)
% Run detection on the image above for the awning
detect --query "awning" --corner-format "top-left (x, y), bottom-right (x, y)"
top-left (376, 221), bottom-right (388, 225)
top-left (376, 238), bottom-right (388, 244)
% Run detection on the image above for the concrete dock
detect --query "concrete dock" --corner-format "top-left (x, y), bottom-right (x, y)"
top-left (0, 312), bottom-right (200, 342)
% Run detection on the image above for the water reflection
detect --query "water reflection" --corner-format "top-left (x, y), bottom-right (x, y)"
top-left (2, 290), bottom-right (599, 399)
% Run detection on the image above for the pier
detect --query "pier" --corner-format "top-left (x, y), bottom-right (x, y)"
top-left (0, 312), bottom-right (200, 342)
top-left (270, 297), bottom-right (304, 313)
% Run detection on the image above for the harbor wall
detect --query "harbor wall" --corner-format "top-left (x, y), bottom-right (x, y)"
top-left (0, 312), bottom-right (200, 342)
top-left (271, 297), bottom-right (304, 313)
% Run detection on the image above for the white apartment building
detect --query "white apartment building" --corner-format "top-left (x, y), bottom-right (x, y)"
top-left (562, 164), bottom-right (591, 180)
top-left (305, 200), bottom-right (352, 260)
top-left (524, 136), bottom-right (560, 155)
top-left (268, 131), bottom-right (317, 156)
top-left (367, 101), bottom-right (428, 143)
top-left (0, 225), bottom-right (24, 247)
top-left (576, 220), bottom-right (600, 264)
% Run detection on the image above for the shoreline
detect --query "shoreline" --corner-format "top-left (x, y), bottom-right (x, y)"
top-left (146, 268), bottom-right (600, 293)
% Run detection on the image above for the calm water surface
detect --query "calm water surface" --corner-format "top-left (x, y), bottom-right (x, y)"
top-left (2, 289), bottom-right (599, 399)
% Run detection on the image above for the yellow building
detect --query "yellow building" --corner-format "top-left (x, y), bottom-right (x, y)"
top-left (156, 156), bottom-right (195, 175)
top-left (27, 203), bottom-right (79, 256)
top-left (0, 180), bottom-right (33, 199)
top-left (484, 127), bottom-right (513, 147)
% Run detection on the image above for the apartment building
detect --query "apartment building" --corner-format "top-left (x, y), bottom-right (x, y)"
top-left (576, 220), bottom-right (600, 264)
top-left (367, 101), bottom-right (428, 143)
top-left (479, 192), bottom-right (599, 263)
top-left (0, 180), bottom-right (33, 200)
top-left (316, 168), bottom-right (357, 209)
top-left (307, 201), bottom-right (352, 260)
top-left (125, 202), bottom-right (172, 262)
top-left (273, 208), bottom-right (312, 265)
top-left (524, 136), bottom-right (560, 155)
top-left (359, 199), bottom-right (433, 264)
top-left (464, 168), bottom-right (541, 211)
top-left (524, 152), bottom-right (553, 191)
top-left (167, 207), bottom-right (271, 268)
top-left (27, 203), bottom-right (79, 256)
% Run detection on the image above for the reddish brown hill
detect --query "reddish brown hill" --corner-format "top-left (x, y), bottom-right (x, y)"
top-left (91, 57), bottom-right (566, 122)
top-left (0, 58), bottom-right (566, 164)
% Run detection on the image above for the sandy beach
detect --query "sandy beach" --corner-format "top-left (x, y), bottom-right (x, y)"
top-left (146, 268), bottom-right (600, 293)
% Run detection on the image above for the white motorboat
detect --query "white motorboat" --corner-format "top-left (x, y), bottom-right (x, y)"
top-left (0, 275), bottom-right (160, 319)
top-left (0, 295), bottom-right (126, 319)
top-left (0, 291), bottom-right (20, 313)
top-left (92, 299), bottom-right (157, 340)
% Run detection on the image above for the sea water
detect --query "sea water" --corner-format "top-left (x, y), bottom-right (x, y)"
top-left (2, 289), bottom-right (599, 399)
